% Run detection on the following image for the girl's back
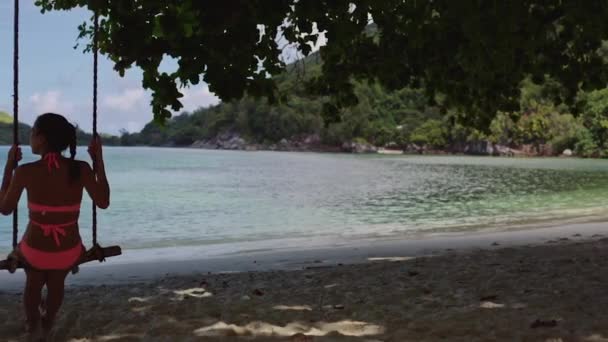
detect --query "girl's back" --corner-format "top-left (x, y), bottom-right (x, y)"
top-left (25, 157), bottom-right (84, 205)
top-left (20, 157), bottom-right (88, 253)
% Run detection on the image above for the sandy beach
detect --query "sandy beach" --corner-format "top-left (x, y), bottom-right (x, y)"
top-left (2, 224), bottom-right (608, 341)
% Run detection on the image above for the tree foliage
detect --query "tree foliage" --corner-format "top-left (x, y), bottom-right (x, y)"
top-left (409, 119), bottom-right (447, 149)
top-left (35, 1), bottom-right (608, 129)
top-left (575, 88), bottom-right (608, 156)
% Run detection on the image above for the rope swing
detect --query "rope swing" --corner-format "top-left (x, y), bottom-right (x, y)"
top-left (1, 4), bottom-right (121, 272)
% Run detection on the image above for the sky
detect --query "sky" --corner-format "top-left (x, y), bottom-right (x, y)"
top-left (0, 1), bottom-right (220, 134)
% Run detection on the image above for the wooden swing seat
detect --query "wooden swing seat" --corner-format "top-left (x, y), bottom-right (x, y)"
top-left (0, 245), bottom-right (121, 272)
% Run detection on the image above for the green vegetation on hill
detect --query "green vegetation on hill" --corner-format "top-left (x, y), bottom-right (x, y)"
top-left (0, 111), bottom-right (13, 124)
top-left (121, 51), bottom-right (608, 157)
top-left (0, 111), bottom-right (29, 145)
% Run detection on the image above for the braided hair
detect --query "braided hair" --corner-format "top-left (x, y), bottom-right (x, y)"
top-left (33, 113), bottom-right (80, 182)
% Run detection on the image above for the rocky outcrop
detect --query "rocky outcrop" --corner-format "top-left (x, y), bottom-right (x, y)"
top-left (192, 131), bottom-right (247, 150)
top-left (191, 131), bottom-right (574, 157)
top-left (341, 141), bottom-right (379, 153)
top-left (463, 141), bottom-right (495, 155)
top-left (192, 133), bottom-right (337, 152)
top-left (190, 140), bottom-right (217, 149)
top-left (404, 143), bottom-right (424, 154)
top-left (454, 140), bottom-right (521, 157)
top-left (520, 144), bottom-right (555, 157)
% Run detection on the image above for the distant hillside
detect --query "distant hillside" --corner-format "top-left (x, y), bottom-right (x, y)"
top-left (0, 113), bottom-right (30, 145)
top-left (0, 111), bottom-right (13, 124)
top-left (0, 110), bottom-right (120, 146)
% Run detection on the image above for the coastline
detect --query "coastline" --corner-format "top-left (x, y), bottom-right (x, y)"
top-left (2, 221), bottom-right (608, 340)
top-left (2, 220), bottom-right (606, 293)
top-left (186, 133), bottom-right (575, 157)
top-left (117, 143), bottom-right (583, 159)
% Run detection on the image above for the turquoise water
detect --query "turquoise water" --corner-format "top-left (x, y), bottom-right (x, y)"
top-left (1, 146), bottom-right (608, 255)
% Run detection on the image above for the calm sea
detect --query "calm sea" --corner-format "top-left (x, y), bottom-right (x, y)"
top-left (1, 146), bottom-right (608, 256)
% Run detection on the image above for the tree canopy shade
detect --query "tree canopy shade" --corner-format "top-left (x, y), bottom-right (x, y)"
top-left (35, 0), bottom-right (608, 129)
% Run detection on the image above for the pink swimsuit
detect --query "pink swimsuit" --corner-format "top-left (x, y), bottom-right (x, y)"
top-left (18, 153), bottom-right (84, 270)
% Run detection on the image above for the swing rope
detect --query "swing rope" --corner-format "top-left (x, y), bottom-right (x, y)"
top-left (10, 4), bottom-right (100, 249)
top-left (12, 0), bottom-right (19, 249)
top-left (92, 10), bottom-right (99, 247)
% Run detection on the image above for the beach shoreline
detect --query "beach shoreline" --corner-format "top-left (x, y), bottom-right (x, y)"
top-left (2, 220), bottom-right (607, 293)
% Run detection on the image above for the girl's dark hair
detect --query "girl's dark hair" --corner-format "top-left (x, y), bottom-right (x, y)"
top-left (34, 113), bottom-right (80, 182)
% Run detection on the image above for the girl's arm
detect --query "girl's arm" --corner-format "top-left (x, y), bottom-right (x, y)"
top-left (82, 137), bottom-right (110, 209)
top-left (0, 146), bottom-right (25, 215)
top-left (0, 161), bottom-right (10, 200)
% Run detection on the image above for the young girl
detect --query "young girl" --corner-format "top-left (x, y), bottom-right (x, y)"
top-left (0, 112), bottom-right (110, 339)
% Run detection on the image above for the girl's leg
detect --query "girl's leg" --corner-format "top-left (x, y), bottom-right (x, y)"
top-left (42, 269), bottom-right (69, 333)
top-left (23, 268), bottom-right (46, 331)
